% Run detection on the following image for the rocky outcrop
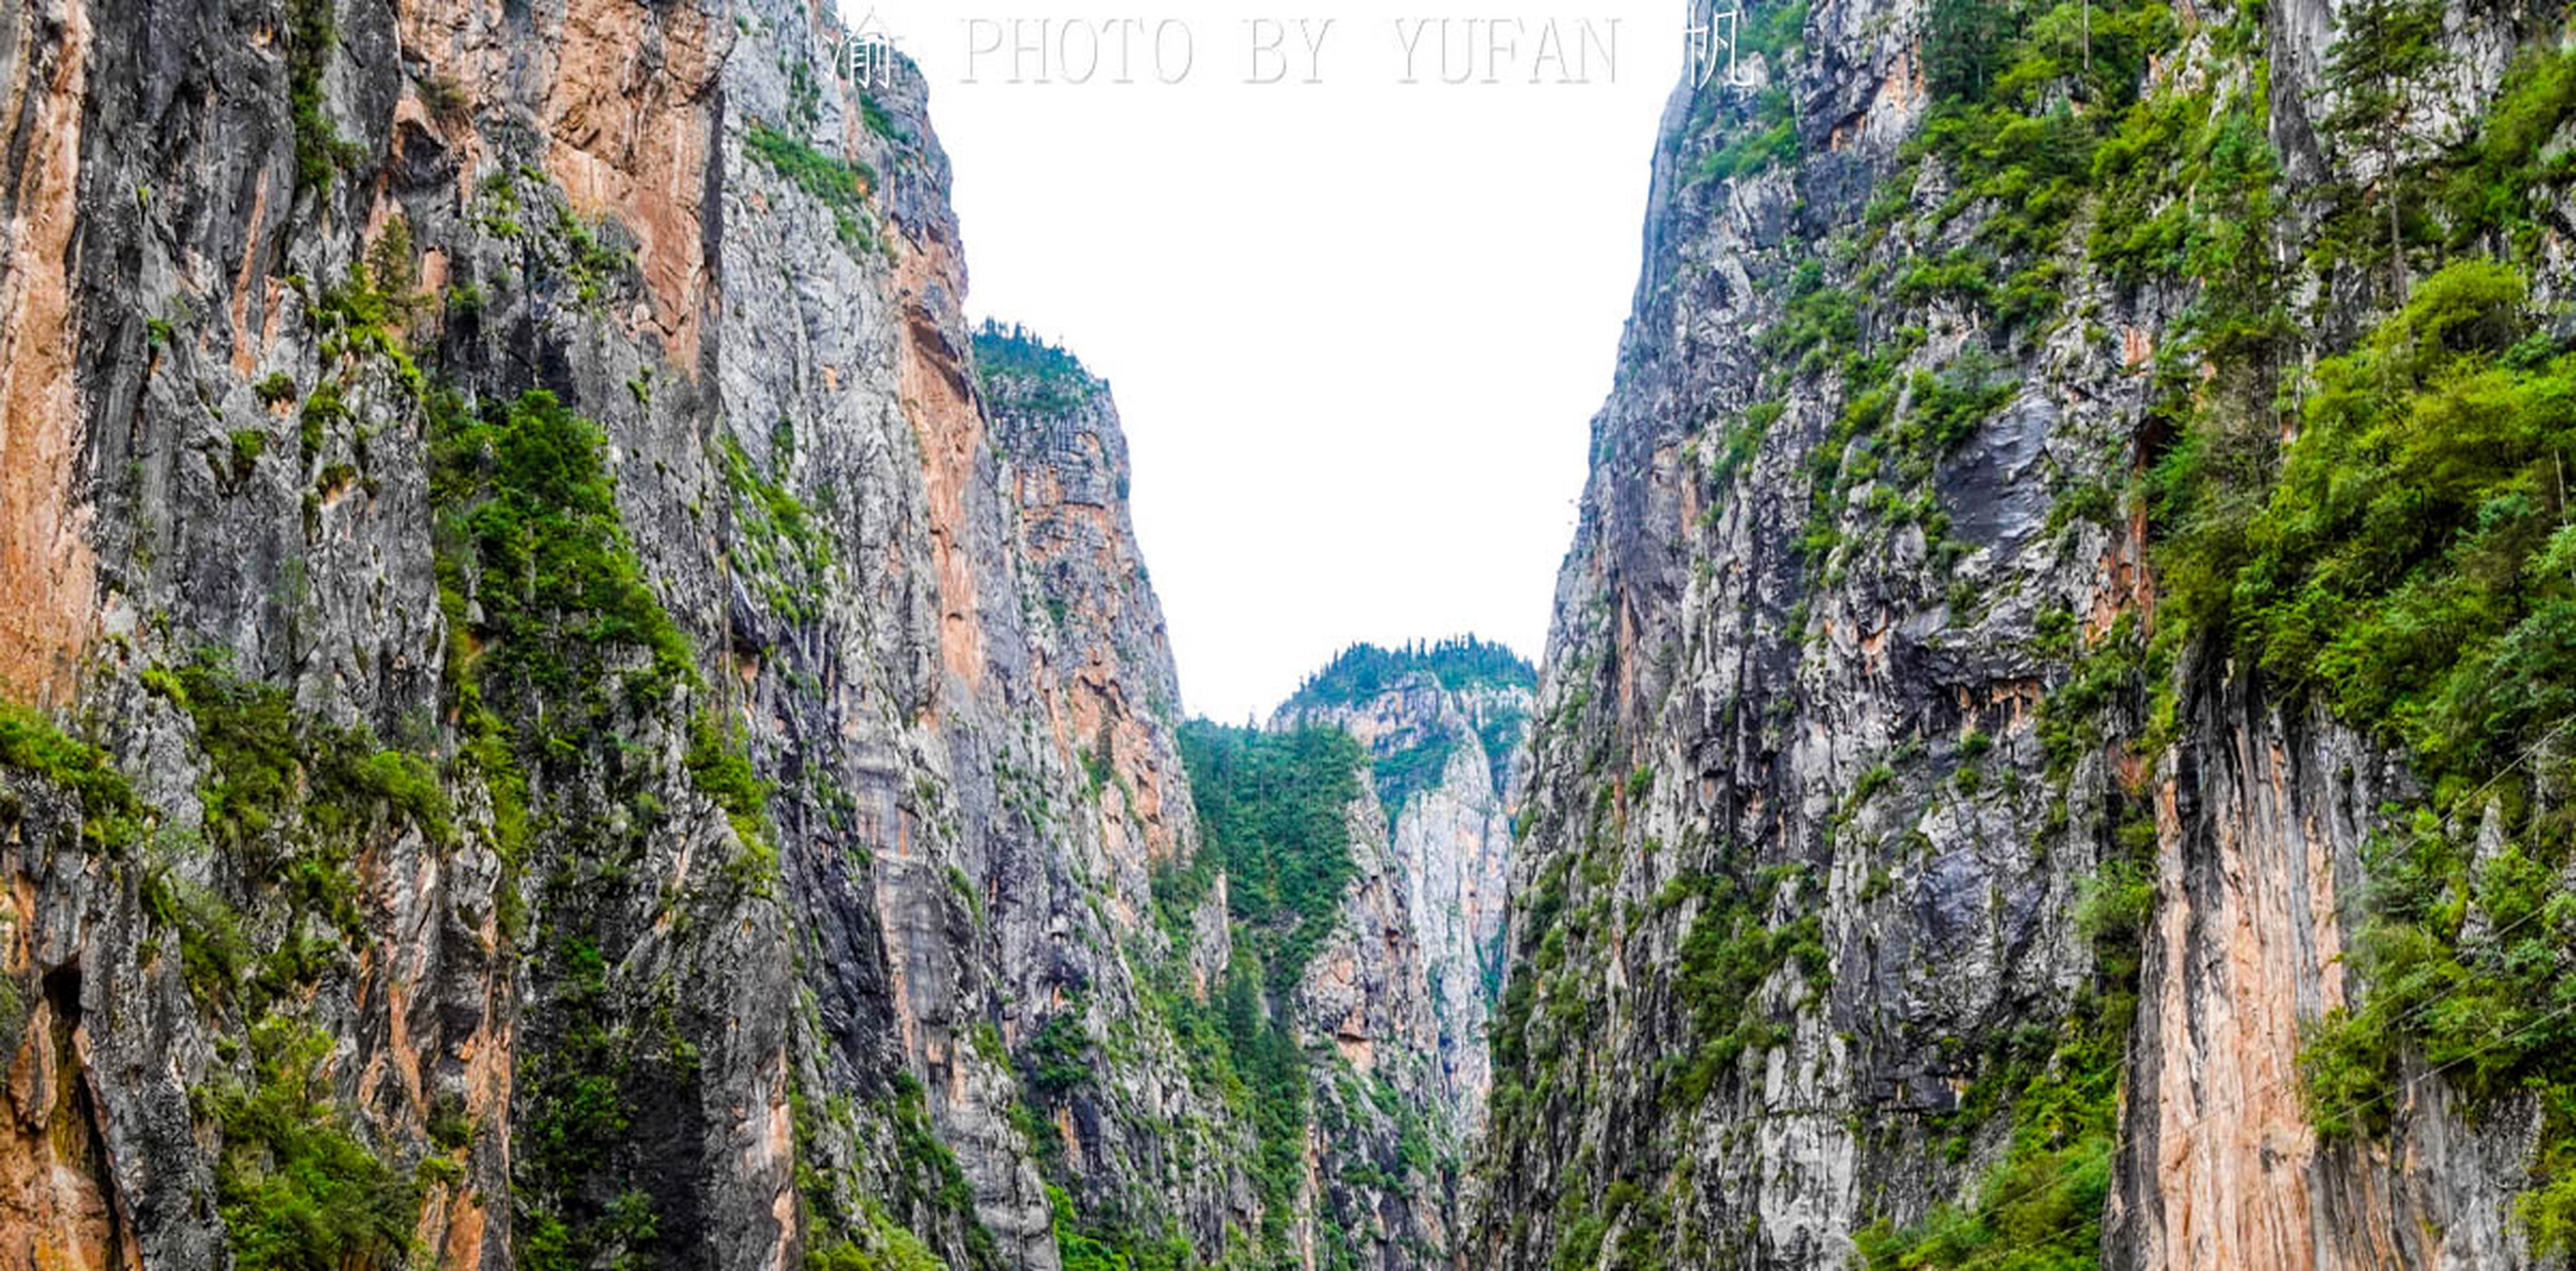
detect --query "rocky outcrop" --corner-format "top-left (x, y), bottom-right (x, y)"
top-left (1145, 638), bottom-right (1544, 1270)
top-left (0, 0), bottom-right (808, 1263)
top-left (952, 329), bottom-right (1265, 1261)
top-left (1476, 0), bottom-right (2576, 1267)
top-left (1295, 783), bottom-right (1455, 1270)
top-left (1275, 643), bottom-right (1531, 1130)
top-left (2106, 674), bottom-right (2536, 1271)
top-left (0, 0), bottom-right (97, 711)
top-left (980, 325), bottom-right (1198, 899)
top-left (0, 1), bottom-right (1356, 1269)
top-left (1473, 2), bottom-right (2132, 1258)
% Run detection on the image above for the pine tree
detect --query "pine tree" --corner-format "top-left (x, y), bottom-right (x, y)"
top-left (1925, 0), bottom-right (2019, 103)
top-left (2317, 0), bottom-right (2449, 299)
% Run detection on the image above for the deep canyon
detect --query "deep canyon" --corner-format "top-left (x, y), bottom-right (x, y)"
top-left (3, 0), bottom-right (2576, 1268)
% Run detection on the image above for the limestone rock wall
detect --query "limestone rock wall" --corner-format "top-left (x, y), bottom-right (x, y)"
top-left (1474, 0), bottom-right (2576, 1267)
top-left (1276, 669), bottom-right (1528, 1130)
top-left (0, 0), bottom-right (1300, 1267)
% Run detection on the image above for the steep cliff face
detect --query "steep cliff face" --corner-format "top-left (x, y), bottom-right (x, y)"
top-left (2107, 684), bottom-right (2537, 1271)
top-left (1157, 702), bottom-right (1472, 1271)
top-left (1226, 637), bottom-right (1543, 1271)
top-left (1274, 640), bottom-right (1533, 1131)
top-left (1294, 779), bottom-right (1454, 1269)
top-left (0, 0), bottom-right (1437, 1267)
top-left (1479, 0), bottom-right (2576, 1267)
top-left (0, 0), bottom-right (811, 1264)
top-left (947, 328), bottom-right (1269, 1264)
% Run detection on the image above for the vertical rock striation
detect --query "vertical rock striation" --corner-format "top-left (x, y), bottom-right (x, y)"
top-left (1477, 0), bottom-right (2576, 1268)
top-left (0, 2), bottom-right (1473, 1269)
top-left (1274, 640), bottom-right (1533, 1131)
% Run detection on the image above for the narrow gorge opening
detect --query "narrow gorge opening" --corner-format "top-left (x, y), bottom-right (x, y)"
top-left (2, 0), bottom-right (2575, 1268)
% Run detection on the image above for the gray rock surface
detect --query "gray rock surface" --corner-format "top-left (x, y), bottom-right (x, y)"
top-left (9, 0), bottom-right (2565, 1267)
top-left (0, 0), bottom-right (1476, 1266)
top-left (1473, 0), bottom-right (2575, 1267)
top-left (1276, 669), bottom-right (1530, 1132)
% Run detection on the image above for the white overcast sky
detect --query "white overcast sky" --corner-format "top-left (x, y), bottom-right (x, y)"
top-left (845, 1), bottom-right (1690, 722)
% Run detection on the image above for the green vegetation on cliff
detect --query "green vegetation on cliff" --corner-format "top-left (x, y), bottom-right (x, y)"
top-left (1284, 638), bottom-right (1535, 822)
top-left (1156, 721), bottom-right (1368, 1255)
top-left (1847, 2), bottom-right (2576, 1261)
top-left (1685, 0), bottom-right (1812, 186)
top-left (0, 705), bottom-right (145, 852)
top-left (431, 388), bottom-right (698, 712)
top-left (429, 385), bottom-right (800, 1264)
top-left (2179, 261), bottom-right (2576, 780)
top-left (974, 322), bottom-right (1089, 384)
top-left (2162, 259), bottom-right (2576, 1250)
top-left (974, 322), bottom-right (1094, 415)
top-left (1658, 864), bottom-right (1827, 1111)
top-left (1853, 837), bottom-right (2154, 1268)
top-left (1287, 636), bottom-right (1536, 709)
top-left (1367, 731), bottom-right (1462, 826)
top-left (1176, 722), bottom-right (1365, 995)
top-left (284, 0), bottom-right (365, 192)
top-left (206, 1020), bottom-right (421, 1271)
top-left (2100, 6), bottom-right (2576, 1253)
top-left (1761, 0), bottom-right (2186, 600)
top-left (745, 120), bottom-right (881, 256)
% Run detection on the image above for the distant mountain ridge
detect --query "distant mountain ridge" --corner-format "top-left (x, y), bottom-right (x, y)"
top-left (1271, 638), bottom-right (1534, 1139)
top-left (1286, 636), bottom-right (1538, 711)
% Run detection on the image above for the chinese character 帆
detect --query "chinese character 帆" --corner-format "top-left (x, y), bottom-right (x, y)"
top-left (1685, 5), bottom-right (1742, 89)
